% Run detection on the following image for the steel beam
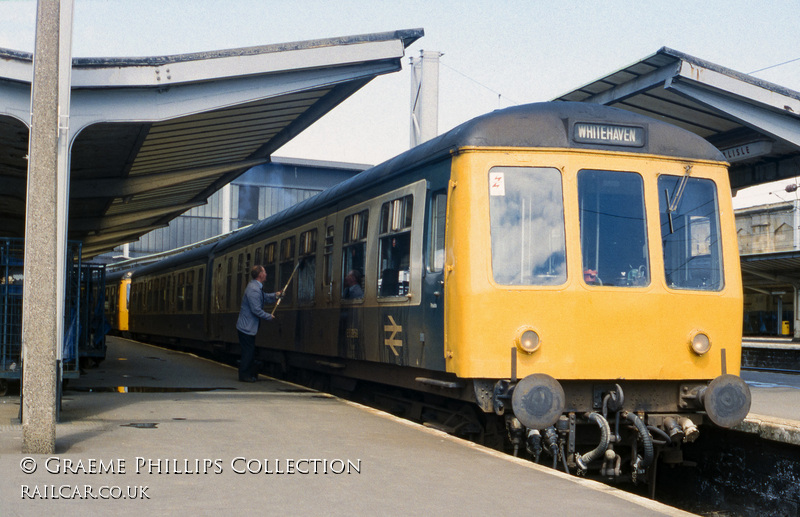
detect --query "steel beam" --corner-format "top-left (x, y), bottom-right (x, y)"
top-left (70, 158), bottom-right (268, 199)
top-left (69, 202), bottom-right (205, 232)
top-left (667, 78), bottom-right (800, 149)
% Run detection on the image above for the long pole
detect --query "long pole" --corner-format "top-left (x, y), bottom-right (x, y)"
top-left (270, 260), bottom-right (302, 316)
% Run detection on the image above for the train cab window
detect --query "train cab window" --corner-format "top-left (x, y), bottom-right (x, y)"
top-left (342, 210), bottom-right (368, 300)
top-left (298, 229), bottom-right (317, 304)
top-left (578, 170), bottom-right (649, 287)
top-left (489, 167), bottom-right (566, 285)
top-left (264, 243), bottom-right (277, 292)
top-left (659, 175), bottom-right (723, 291)
top-left (430, 192), bottom-right (446, 272)
top-left (254, 247), bottom-right (262, 269)
top-left (378, 195), bottom-right (413, 297)
top-left (279, 237), bottom-right (296, 304)
top-left (323, 226), bottom-right (334, 297)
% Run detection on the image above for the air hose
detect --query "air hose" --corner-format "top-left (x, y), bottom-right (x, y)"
top-left (576, 412), bottom-right (611, 471)
top-left (625, 412), bottom-right (654, 468)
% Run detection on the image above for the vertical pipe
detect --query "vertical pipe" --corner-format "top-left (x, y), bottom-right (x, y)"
top-left (794, 199), bottom-right (800, 251)
top-left (221, 184), bottom-right (231, 234)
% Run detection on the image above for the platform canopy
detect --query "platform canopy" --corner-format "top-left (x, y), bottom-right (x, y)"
top-left (554, 47), bottom-right (800, 191)
top-left (0, 28), bottom-right (422, 257)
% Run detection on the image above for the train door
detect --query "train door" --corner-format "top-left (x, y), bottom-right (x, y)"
top-left (421, 190), bottom-right (447, 371)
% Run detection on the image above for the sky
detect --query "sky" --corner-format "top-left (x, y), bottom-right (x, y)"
top-left (1, 0), bottom-right (799, 208)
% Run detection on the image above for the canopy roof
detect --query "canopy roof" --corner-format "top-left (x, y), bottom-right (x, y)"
top-left (0, 28), bottom-right (422, 256)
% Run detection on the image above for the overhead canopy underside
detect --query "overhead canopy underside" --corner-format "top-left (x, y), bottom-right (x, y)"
top-left (0, 28), bottom-right (422, 257)
top-left (555, 47), bottom-right (800, 191)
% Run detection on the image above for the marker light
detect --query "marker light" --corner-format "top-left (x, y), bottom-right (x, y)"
top-left (517, 329), bottom-right (540, 354)
top-left (690, 332), bottom-right (711, 355)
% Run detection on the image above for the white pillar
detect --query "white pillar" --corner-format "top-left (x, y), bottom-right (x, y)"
top-left (22, 0), bottom-right (74, 454)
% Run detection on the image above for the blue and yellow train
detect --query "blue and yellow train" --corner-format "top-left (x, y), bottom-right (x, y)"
top-left (106, 102), bottom-right (751, 482)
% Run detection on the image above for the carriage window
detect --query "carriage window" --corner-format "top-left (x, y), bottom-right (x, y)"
top-left (177, 272), bottom-right (185, 312)
top-left (659, 175), bottom-right (723, 291)
top-left (323, 225), bottom-right (334, 296)
top-left (578, 170), bottom-right (649, 287)
top-left (430, 192), bottom-right (446, 272)
top-left (342, 210), bottom-right (368, 300)
top-left (226, 257), bottom-right (233, 309)
top-left (379, 195), bottom-right (413, 297)
top-left (279, 237), bottom-right (296, 304)
top-left (489, 167), bottom-right (566, 285)
top-left (160, 277), bottom-right (167, 312)
top-left (264, 242), bottom-right (276, 292)
top-left (298, 229), bottom-right (317, 304)
top-left (196, 267), bottom-right (204, 312)
top-left (236, 253), bottom-right (245, 305)
top-left (185, 270), bottom-right (194, 312)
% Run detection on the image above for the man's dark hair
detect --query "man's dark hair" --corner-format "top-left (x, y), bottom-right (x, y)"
top-left (250, 265), bottom-right (265, 280)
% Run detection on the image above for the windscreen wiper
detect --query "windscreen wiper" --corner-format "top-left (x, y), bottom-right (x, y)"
top-left (664, 165), bottom-right (692, 234)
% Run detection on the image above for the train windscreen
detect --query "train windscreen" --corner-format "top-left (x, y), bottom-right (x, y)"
top-left (659, 175), bottom-right (724, 291)
top-left (488, 167), bottom-right (566, 286)
top-left (578, 169), bottom-right (650, 287)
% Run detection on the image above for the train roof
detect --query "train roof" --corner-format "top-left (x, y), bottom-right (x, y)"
top-left (129, 101), bottom-right (728, 272)
top-left (215, 102), bottom-right (725, 251)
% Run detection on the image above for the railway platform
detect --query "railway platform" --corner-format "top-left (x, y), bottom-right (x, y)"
top-left (0, 336), bottom-right (693, 516)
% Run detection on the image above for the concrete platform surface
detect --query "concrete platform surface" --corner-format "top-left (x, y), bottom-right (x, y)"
top-left (0, 337), bottom-right (692, 517)
top-left (739, 370), bottom-right (800, 445)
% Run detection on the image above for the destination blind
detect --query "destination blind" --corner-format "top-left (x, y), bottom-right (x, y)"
top-left (573, 122), bottom-right (644, 147)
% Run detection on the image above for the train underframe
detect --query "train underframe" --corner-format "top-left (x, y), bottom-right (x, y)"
top-left (129, 334), bottom-right (749, 486)
top-left (489, 374), bottom-right (751, 486)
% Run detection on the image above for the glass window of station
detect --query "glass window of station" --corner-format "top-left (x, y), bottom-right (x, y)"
top-left (658, 175), bottom-right (723, 291)
top-left (488, 167), bottom-right (566, 286)
top-left (578, 170), bottom-right (649, 287)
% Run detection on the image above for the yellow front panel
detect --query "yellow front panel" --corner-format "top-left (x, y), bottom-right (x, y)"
top-left (444, 149), bottom-right (742, 381)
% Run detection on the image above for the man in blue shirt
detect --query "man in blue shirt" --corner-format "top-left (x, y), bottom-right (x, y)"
top-left (236, 265), bottom-right (281, 382)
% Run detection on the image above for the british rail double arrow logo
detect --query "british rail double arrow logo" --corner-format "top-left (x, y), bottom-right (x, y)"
top-left (384, 316), bottom-right (402, 357)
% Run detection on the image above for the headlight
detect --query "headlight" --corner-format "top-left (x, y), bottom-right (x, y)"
top-left (517, 329), bottom-right (540, 354)
top-left (690, 331), bottom-right (711, 355)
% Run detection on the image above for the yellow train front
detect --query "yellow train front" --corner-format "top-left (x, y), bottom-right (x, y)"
top-left (444, 103), bottom-right (750, 479)
top-left (104, 269), bottom-right (131, 335)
